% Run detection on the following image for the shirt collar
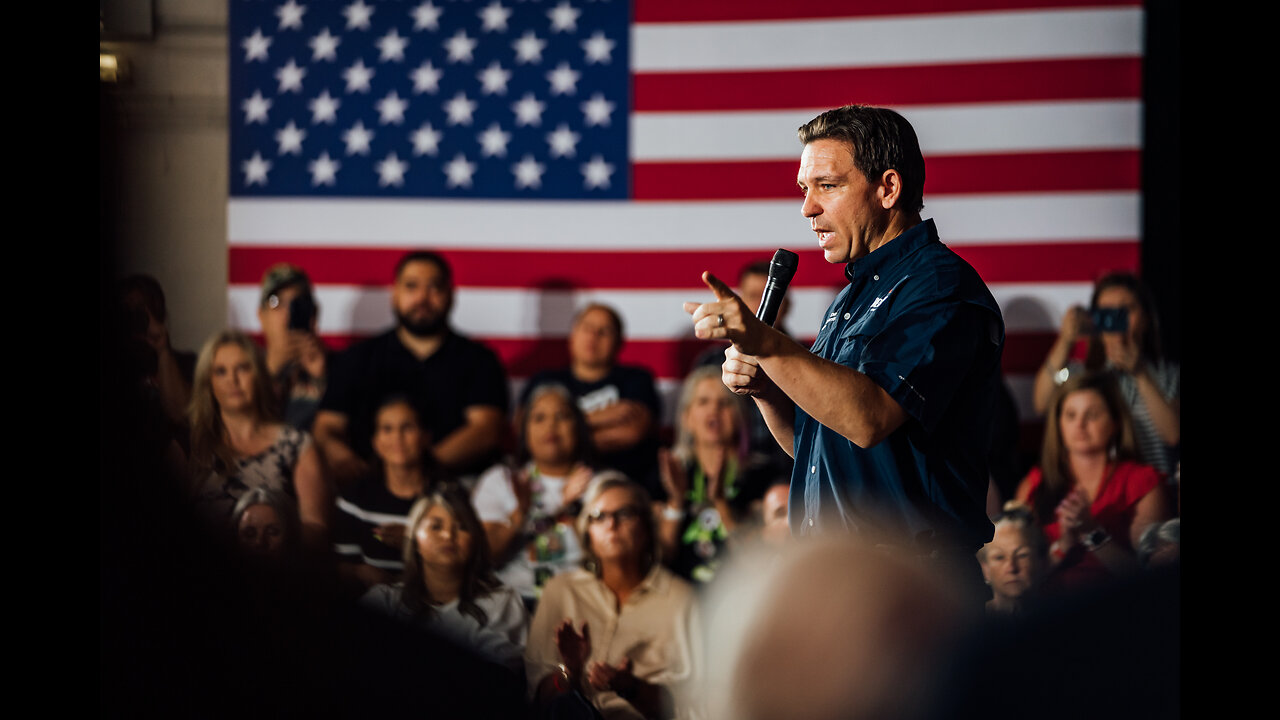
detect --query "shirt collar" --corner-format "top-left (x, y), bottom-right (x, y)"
top-left (844, 218), bottom-right (938, 285)
top-left (633, 563), bottom-right (666, 598)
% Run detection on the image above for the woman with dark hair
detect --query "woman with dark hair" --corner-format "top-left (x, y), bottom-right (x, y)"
top-left (527, 477), bottom-right (701, 720)
top-left (473, 383), bottom-right (601, 604)
top-left (333, 395), bottom-right (448, 593)
top-left (519, 303), bottom-right (663, 493)
top-left (1015, 373), bottom-right (1172, 592)
top-left (1032, 272), bottom-right (1180, 474)
top-left (188, 330), bottom-right (330, 549)
top-left (361, 486), bottom-right (528, 674)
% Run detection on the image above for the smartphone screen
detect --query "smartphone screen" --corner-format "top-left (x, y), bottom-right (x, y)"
top-left (288, 293), bottom-right (316, 331)
top-left (1089, 307), bottom-right (1128, 334)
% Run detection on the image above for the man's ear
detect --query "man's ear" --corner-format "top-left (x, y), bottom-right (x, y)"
top-left (877, 169), bottom-right (903, 210)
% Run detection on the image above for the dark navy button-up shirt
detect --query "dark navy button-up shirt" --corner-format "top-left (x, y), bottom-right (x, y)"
top-left (789, 219), bottom-right (1004, 553)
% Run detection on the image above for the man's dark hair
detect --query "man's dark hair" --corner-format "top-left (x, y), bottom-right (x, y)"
top-left (394, 250), bottom-right (453, 286)
top-left (738, 260), bottom-right (772, 284)
top-left (572, 302), bottom-right (624, 341)
top-left (797, 104), bottom-right (926, 213)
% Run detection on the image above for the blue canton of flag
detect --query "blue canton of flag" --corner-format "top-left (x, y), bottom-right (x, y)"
top-left (229, 0), bottom-right (629, 199)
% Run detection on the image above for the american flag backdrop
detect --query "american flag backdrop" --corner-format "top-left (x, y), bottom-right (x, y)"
top-left (227, 0), bottom-right (1145, 427)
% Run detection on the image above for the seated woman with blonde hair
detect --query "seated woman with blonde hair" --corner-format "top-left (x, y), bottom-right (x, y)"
top-left (188, 330), bottom-right (330, 550)
top-left (527, 476), bottom-right (701, 720)
top-left (1015, 373), bottom-right (1172, 593)
top-left (657, 365), bottom-right (774, 585)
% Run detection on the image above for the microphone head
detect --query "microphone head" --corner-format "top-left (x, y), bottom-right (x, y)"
top-left (756, 248), bottom-right (799, 326)
top-left (770, 248), bottom-right (799, 283)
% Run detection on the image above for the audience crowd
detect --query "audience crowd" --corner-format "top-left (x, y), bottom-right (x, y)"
top-left (110, 256), bottom-right (1180, 718)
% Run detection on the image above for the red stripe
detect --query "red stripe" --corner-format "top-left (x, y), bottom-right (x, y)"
top-left (280, 333), bottom-right (1062, 379)
top-left (633, 150), bottom-right (1141, 200)
top-left (951, 242), bottom-right (1138, 284)
top-left (230, 241), bottom-right (1136, 289)
top-left (634, 0), bottom-right (1141, 23)
top-left (1000, 331), bottom-right (1058, 374)
top-left (634, 58), bottom-right (1141, 112)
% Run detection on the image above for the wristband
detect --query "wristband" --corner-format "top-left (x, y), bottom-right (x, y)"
top-left (1049, 541), bottom-right (1067, 561)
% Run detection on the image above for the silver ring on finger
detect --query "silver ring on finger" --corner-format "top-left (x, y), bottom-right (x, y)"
top-left (717, 313), bottom-right (725, 327)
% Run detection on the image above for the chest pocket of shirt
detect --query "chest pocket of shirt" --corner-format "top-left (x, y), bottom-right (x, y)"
top-left (832, 276), bottom-right (911, 367)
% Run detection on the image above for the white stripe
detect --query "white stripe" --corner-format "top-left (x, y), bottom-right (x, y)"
top-left (633, 101), bottom-right (1141, 161)
top-left (991, 282), bottom-right (1092, 333)
top-left (229, 192), bottom-right (1138, 249)
top-left (335, 496), bottom-right (411, 527)
top-left (230, 281), bottom-right (1093, 339)
top-left (931, 193), bottom-right (1139, 245)
top-left (633, 8), bottom-right (1142, 72)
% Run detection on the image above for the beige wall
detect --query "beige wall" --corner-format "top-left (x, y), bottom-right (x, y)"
top-left (102, 0), bottom-right (229, 352)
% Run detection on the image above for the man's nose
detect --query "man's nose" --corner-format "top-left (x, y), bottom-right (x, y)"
top-left (801, 191), bottom-right (820, 218)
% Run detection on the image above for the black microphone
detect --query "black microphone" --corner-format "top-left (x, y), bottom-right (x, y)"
top-left (755, 249), bottom-right (799, 327)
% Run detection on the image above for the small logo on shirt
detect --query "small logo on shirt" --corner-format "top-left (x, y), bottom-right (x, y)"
top-left (868, 278), bottom-right (906, 311)
top-left (824, 311), bottom-right (839, 326)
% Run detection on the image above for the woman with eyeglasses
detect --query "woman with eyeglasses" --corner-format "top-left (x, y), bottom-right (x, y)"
top-left (526, 476), bottom-right (701, 720)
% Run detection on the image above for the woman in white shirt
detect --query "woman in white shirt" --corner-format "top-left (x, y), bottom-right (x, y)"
top-left (361, 485), bottom-right (528, 675)
top-left (473, 383), bottom-right (601, 604)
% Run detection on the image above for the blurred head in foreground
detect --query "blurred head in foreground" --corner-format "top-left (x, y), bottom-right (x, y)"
top-left (703, 535), bottom-right (966, 720)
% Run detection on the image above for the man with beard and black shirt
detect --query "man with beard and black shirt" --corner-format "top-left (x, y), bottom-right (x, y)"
top-left (313, 251), bottom-right (508, 486)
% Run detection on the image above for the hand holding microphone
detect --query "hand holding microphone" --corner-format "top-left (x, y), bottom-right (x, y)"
top-left (683, 249), bottom-right (798, 396)
top-left (680, 270), bottom-right (757, 345)
top-left (682, 249), bottom-right (798, 351)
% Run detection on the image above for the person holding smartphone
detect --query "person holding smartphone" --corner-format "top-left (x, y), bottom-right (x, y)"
top-left (258, 263), bottom-right (328, 431)
top-left (1032, 272), bottom-right (1179, 475)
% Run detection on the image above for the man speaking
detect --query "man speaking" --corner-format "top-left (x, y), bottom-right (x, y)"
top-left (684, 105), bottom-right (1005, 596)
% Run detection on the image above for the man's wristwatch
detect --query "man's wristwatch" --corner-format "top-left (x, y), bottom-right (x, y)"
top-left (1081, 527), bottom-right (1111, 551)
